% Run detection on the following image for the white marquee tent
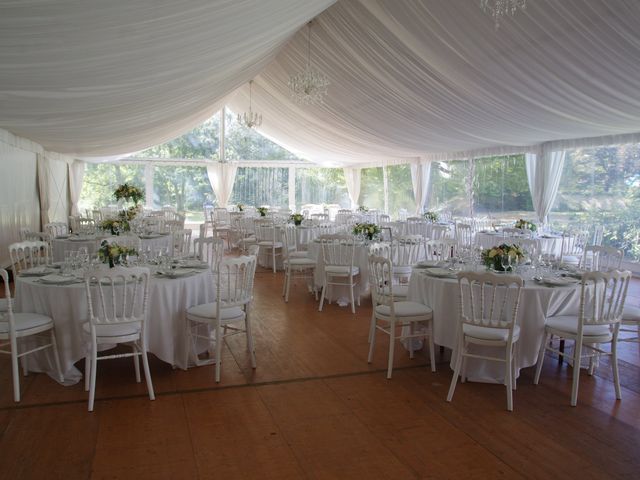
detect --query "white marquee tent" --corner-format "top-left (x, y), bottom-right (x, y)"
top-left (1, 0), bottom-right (639, 263)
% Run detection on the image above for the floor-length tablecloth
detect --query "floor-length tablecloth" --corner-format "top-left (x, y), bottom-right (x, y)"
top-left (14, 270), bottom-right (214, 384)
top-left (407, 270), bottom-right (582, 383)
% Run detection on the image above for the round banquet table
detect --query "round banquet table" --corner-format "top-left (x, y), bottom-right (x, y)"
top-left (52, 234), bottom-right (173, 262)
top-left (14, 268), bottom-right (214, 384)
top-left (407, 268), bottom-right (583, 383)
top-left (476, 231), bottom-right (564, 256)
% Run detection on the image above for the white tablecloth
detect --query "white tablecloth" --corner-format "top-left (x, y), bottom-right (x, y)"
top-left (307, 240), bottom-right (370, 303)
top-left (407, 269), bottom-right (582, 383)
top-left (14, 269), bottom-right (214, 384)
top-left (52, 234), bottom-right (173, 261)
top-left (476, 232), bottom-right (564, 256)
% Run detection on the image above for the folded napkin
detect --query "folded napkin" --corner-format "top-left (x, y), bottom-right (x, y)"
top-left (20, 266), bottom-right (55, 276)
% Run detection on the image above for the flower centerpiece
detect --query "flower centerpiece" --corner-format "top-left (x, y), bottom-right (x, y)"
top-left (114, 183), bottom-right (144, 205)
top-left (100, 207), bottom-right (140, 235)
top-left (236, 203), bottom-right (244, 212)
top-left (514, 218), bottom-right (537, 232)
top-left (357, 205), bottom-right (369, 213)
top-left (481, 243), bottom-right (525, 272)
top-left (423, 211), bottom-right (439, 222)
top-left (290, 213), bottom-right (304, 226)
top-left (353, 222), bottom-right (381, 241)
top-left (257, 206), bottom-right (268, 217)
top-left (98, 240), bottom-right (137, 268)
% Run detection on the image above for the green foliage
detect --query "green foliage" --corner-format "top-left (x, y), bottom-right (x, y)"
top-left (80, 164), bottom-right (145, 211)
top-left (153, 166), bottom-right (212, 212)
top-left (138, 116), bottom-right (220, 159)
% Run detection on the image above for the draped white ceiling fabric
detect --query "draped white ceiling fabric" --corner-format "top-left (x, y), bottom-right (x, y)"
top-left (1, 0), bottom-right (640, 165)
top-left (0, 0), bottom-right (334, 156)
top-left (228, 0), bottom-right (640, 166)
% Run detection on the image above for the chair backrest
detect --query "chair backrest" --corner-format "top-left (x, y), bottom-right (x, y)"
top-left (143, 217), bottom-right (165, 233)
top-left (561, 230), bottom-right (590, 257)
top-left (429, 224), bottom-right (449, 240)
top-left (457, 271), bottom-right (523, 340)
top-left (172, 229), bottom-right (192, 258)
top-left (254, 220), bottom-right (277, 243)
top-left (368, 242), bottom-right (391, 259)
top-left (406, 220), bottom-right (428, 237)
top-left (84, 266), bottom-right (150, 327)
top-left (9, 241), bottom-right (49, 275)
top-left (378, 214), bottom-right (391, 223)
top-left (424, 239), bottom-right (456, 261)
top-left (515, 238), bottom-right (541, 260)
top-left (392, 235), bottom-right (424, 267)
top-left (455, 223), bottom-right (473, 248)
top-left (0, 269), bottom-right (16, 332)
top-left (217, 255), bottom-right (257, 310)
top-left (311, 213), bottom-right (329, 224)
top-left (92, 209), bottom-right (103, 222)
top-left (77, 217), bottom-right (95, 234)
top-left (368, 255), bottom-right (395, 309)
top-left (194, 236), bottom-right (225, 270)
top-left (577, 270), bottom-right (631, 329)
top-left (582, 245), bottom-right (623, 272)
top-left (44, 222), bottom-right (68, 238)
top-left (592, 225), bottom-right (604, 246)
top-left (213, 207), bottom-right (230, 224)
top-left (320, 235), bottom-right (356, 267)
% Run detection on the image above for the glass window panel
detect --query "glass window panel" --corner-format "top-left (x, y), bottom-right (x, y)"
top-left (79, 163), bottom-right (145, 212)
top-left (153, 165), bottom-right (213, 222)
top-left (359, 167), bottom-right (384, 211)
top-left (428, 161), bottom-right (469, 216)
top-left (295, 168), bottom-right (349, 211)
top-left (229, 167), bottom-right (289, 208)
top-left (387, 164), bottom-right (414, 218)
top-left (553, 144), bottom-right (640, 261)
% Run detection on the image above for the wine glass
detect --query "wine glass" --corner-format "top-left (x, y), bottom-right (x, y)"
top-left (500, 254), bottom-right (512, 272)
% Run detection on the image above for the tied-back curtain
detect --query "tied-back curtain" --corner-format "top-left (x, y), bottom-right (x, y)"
top-left (525, 151), bottom-right (566, 224)
top-left (68, 160), bottom-right (85, 216)
top-left (207, 162), bottom-right (238, 208)
top-left (410, 161), bottom-right (432, 215)
top-left (343, 167), bottom-right (361, 209)
top-left (36, 153), bottom-right (50, 228)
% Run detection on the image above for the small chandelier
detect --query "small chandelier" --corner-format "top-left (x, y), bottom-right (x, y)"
top-left (288, 21), bottom-right (329, 105)
top-left (237, 80), bottom-right (262, 129)
top-left (480, 0), bottom-right (526, 29)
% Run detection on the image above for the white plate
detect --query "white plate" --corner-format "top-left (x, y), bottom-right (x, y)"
top-left (415, 260), bottom-right (441, 268)
top-left (424, 267), bottom-right (456, 278)
top-left (541, 276), bottom-right (577, 287)
top-left (178, 260), bottom-right (209, 269)
top-left (157, 269), bottom-right (196, 279)
top-left (39, 274), bottom-right (80, 285)
top-left (20, 266), bottom-right (56, 276)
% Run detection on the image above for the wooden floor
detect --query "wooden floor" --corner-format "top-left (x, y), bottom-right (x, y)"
top-left (0, 264), bottom-right (639, 479)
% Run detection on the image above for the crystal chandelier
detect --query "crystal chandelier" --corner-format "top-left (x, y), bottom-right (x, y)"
top-left (288, 22), bottom-right (329, 105)
top-left (480, 0), bottom-right (526, 29)
top-left (237, 80), bottom-right (262, 129)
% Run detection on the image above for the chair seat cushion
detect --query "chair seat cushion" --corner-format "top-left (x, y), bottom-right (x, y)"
top-left (82, 321), bottom-right (140, 338)
top-left (258, 241), bottom-right (283, 248)
top-left (622, 305), bottom-right (640, 322)
top-left (187, 303), bottom-right (245, 324)
top-left (376, 301), bottom-right (432, 318)
top-left (325, 265), bottom-right (359, 276)
top-left (545, 315), bottom-right (611, 337)
top-left (463, 323), bottom-right (520, 342)
top-left (290, 251), bottom-right (311, 258)
top-left (0, 313), bottom-right (52, 334)
top-left (286, 258), bottom-right (316, 267)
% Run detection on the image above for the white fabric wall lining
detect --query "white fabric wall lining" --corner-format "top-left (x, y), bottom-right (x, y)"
top-left (206, 163), bottom-right (238, 208)
top-left (343, 167), bottom-right (362, 209)
top-left (410, 161), bottom-right (432, 215)
top-left (525, 151), bottom-right (566, 225)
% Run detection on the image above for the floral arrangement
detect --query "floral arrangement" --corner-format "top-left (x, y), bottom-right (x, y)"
top-left (236, 203), bottom-right (244, 212)
top-left (423, 211), bottom-right (439, 222)
top-left (353, 222), bottom-right (381, 240)
top-left (257, 206), bottom-right (268, 217)
top-left (481, 243), bottom-right (525, 272)
top-left (114, 183), bottom-right (144, 205)
top-left (100, 206), bottom-right (140, 234)
top-left (357, 205), bottom-right (369, 212)
top-left (98, 240), bottom-right (137, 268)
top-left (290, 213), bottom-right (304, 226)
top-left (514, 218), bottom-right (537, 232)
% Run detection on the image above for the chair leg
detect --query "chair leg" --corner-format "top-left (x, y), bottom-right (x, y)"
top-left (611, 336), bottom-right (622, 400)
top-left (367, 317), bottom-right (377, 363)
top-left (285, 268), bottom-right (292, 303)
top-left (272, 247), bottom-right (276, 273)
top-left (133, 345), bottom-right (141, 383)
top-left (21, 354), bottom-right (28, 377)
top-left (245, 313), bottom-right (256, 369)
top-left (140, 343), bottom-right (155, 401)
top-left (505, 350), bottom-right (513, 412)
top-left (215, 323), bottom-right (223, 383)
top-left (368, 310), bottom-right (376, 345)
top-left (10, 337), bottom-right (20, 403)
top-left (88, 343), bottom-right (98, 412)
top-left (281, 267), bottom-right (287, 297)
top-left (460, 346), bottom-right (468, 383)
top-left (446, 339), bottom-right (463, 402)
top-left (387, 322), bottom-right (396, 379)
top-left (570, 341), bottom-right (582, 407)
top-left (318, 276), bottom-right (327, 312)
top-left (349, 279), bottom-right (356, 314)
top-left (428, 323), bottom-right (436, 372)
top-left (409, 323), bottom-right (415, 360)
top-left (534, 332), bottom-right (550, 384)
top-left (511, 344), bottom-right (517, 391)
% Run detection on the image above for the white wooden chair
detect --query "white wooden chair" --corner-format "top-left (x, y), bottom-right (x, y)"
top-left (619, 305), bottom-right (639, 345)
top-left (406, 219), bottom-right (429, 237)
top-left (186, 255), bottom-right (257, 382)
top-left (311, 213), bottom-right (329, 224)
top-left (44, 222), bottom-right (68, 238)
top-left (76, 217), bottom-right (96, 234)
top-left (391, 235), bottom-right (423, 284)
top-left (455, 223), bottom-right (473, 250)
top-left (172, 228), bottom-right (192, 258)
top-left (0, 268), bottom-right (63, 402)
top-left (514, 238), bottom-right (541, 262)
top-left (193, 237), bottom-right (225, 271)
top-left (560, 230), bottom-right (590, 266)
top-left (581, 245), bottom-right (623, 272)
top-left (534, 270), bottom-right (631, 406)
top-left (318, 235), bottom-right (360, 314)
top-left (9, 241), bottom-right (50, 277)
top-left (254, 220), bottom-right (283, 273)
top-left (83, 266), bottom-right (154, 411)
top-left (447, 271), bottom-right (523, 411)
top-left (367, 255), bottom-right (435, 378)
top-left (424, 239), bottom-right (456, 262)
top-left (429, 224), bottom-right (449, 240)
top-left (281, 225), bottom-right (317, 303)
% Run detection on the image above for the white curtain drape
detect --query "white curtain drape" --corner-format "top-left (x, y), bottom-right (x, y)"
top-left (525, 151), bottom-right (566, 224)
top-left (206, 163), bottom-right (238, 208)
top-left (68, 160), bottom-right (85, 216)
top-left (343, 167), bottom-right (361, 209)
top-left (410, 161), bottom-right (432, 215)
top-left (36, 153), bottom-right (50, 228)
